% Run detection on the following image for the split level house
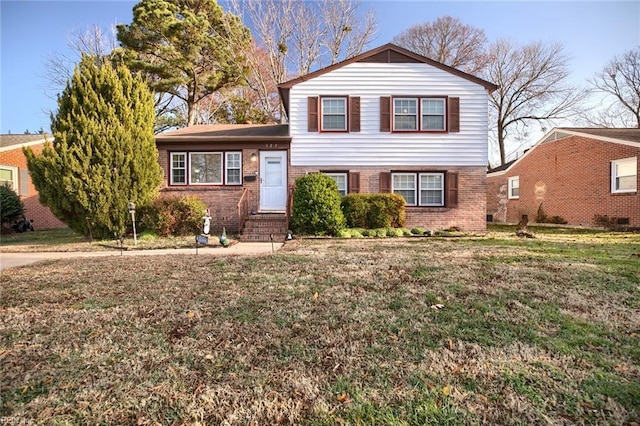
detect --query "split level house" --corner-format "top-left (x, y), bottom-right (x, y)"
top-left (486, 128), bottom-right (640, 228)
top-left (155, 43), bottom-right (498, 241)
top-left (0, 134), bottom-right (66, 230)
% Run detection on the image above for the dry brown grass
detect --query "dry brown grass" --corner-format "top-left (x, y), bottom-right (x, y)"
top-left (1, 236), bottom-right (639, 425)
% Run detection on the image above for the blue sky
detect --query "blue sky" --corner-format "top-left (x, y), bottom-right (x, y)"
top-left (1, 0), bottom-right (638, 136)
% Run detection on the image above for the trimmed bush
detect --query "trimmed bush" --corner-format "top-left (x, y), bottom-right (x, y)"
top-left (0, 185), bottom-right (25, 226)
top-left (139, 196), bottom-right (207, 237)
top-left (342, 193), bottom-right (406, 229)
top-left (291, 173), bottom-right (346, 236)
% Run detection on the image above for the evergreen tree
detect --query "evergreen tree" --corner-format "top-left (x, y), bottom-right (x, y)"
top-left (0, 185), bottom-right (25, 225)
top-left (25, 55), bottom-right (162, 239)
top-left (117, 0), bottom-right (252, 127)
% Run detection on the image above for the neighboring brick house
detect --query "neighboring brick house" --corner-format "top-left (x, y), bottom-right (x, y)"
top-left (0, 134), bottom-right (66, 230)
top-left (486, 128), bottom-right (640, 227)
top-left (156, 44), bottom-right (497, 239)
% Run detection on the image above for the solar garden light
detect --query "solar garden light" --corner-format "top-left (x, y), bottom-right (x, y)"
top-left (128, 202), bottom-right (137, 246)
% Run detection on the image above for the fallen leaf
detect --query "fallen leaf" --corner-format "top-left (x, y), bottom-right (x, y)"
top-left (204, 354), bottom-right (214, 360)
top-left (442, 386), bottom-right (451, 396)
top-left (430, 304), bottom-right (445, 310)
top-left (337, 392), bottom-right (348, 403)
top-left (187, 311), bottom-right (195, 318)
top-left (313, 292), bottom-right (319, 300)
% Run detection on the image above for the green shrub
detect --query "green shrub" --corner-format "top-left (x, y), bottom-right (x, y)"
top-left (374, 228), bottom-right (387, 238)
top-left (0, 185), bottom-right (25, 225)
top-left (386, 227), bottom-right (404, 237)
top-left (139, 196), bottom-right (207, 237)
top-left (411, 227), bottom-right (425, 235)
top-left (337, 229), bottom-right (352, 238)
top-left (291, 173), bottom-right (345, 236)
top-left (401, 228), bottom-right (412, 236)
top-left (342, 193), bottom-right (405, 229)
top-left (361, 229), bottom-right (374, 237)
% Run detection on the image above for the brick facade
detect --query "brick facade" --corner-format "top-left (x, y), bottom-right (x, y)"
top-left (0, 143), bottom-right (66, 230)
top-left (291, 165), bottom-right (487, 232)
top-left (487, 135), bottom-right (640, 227)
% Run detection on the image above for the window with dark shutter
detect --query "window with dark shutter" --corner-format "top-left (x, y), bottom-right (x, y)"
top-left (349, 97), bottom-right (360, 132)
top-left (348, 172), bottom-right (360, 193)
top-left (448, 97), bottom-right (460, 133)
top-left (380, 97), bottom-right (391, 132)
top-left (308, 96), bottom-right (318, 132)
top-left (379, 172), bottom-right (391, 193)
top-left (446, 172), bottom-right (459, 208)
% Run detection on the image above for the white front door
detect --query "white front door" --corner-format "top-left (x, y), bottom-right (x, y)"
top-left (259, 150), bottom-right (287, 211)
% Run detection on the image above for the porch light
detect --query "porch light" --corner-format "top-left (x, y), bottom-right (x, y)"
top-left (251, 152), bottom-right (257, 162)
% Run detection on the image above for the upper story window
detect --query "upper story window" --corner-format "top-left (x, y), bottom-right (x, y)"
top-left (321, 97), bottom-right (347, 131)
top-left (0, 166), bottom-right (18, 192)
top-left (325, 172), bottom-right (347, 196)
top-left (611, 157), bottom-right (637, 193)
top-left (170, 151), bottom-right (242, 186)
top-left (508, 176), bottom-right (520, 199)
top-left (421, 98), bottom-right (446, 131)
top-left (393, 97), bottom-right (447, 132)
top-left (393, 99), bottom-right (418, 130)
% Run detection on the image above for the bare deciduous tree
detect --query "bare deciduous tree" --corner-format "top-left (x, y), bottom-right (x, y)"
top-left (43, 24), bottom-right (118, 96)
top-left (229, 0), bottom-right (377, 121)
top-left (392, 16), bottom-right (488, 74)
top-left (483, 39), bottom-right (589, 166)
top-left (588, 46), bottom-right (640, 128)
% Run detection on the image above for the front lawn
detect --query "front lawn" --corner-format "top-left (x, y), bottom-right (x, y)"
top-left (1, 232), bottom-right (638, 424)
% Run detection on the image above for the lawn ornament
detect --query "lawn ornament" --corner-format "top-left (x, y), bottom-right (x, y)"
top-left (202, 208), bottom-right (212, 235)
top-left (219, 227), bottom-right (229, 247)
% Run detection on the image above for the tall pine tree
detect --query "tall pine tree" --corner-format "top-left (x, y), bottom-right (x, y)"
top-left (25, 55), bottom-right (162, 239)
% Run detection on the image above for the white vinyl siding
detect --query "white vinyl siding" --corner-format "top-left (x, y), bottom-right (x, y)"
top-left (508, 176), bottom-right (520, 199)
top-left (611, 157), bottom-right (637, 193)
top-left (288, 62), bottom-right (489, 167)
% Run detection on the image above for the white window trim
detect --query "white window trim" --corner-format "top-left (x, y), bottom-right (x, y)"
top-left (225, 152), bottom-right (242, 185)
top-left (508, 176), bottom-right (520, 199)
top-left (189, 152), bottom-right (223, 185)
top-left (321, 97), bottom-right (347, 131)
top-left (392, 172), bottom-right (417, 206)
top-left (0, 165), bottom-right (19, 193)
top-left (170, 152), bottom-right (186, 185)
top-left (325, 172), bottom-right (348, 196)
top-left (418, 172), bottom-right (445, 206)
top-left (393, 98), bottom-right (418, 131)
top-left (611, 157), bottom-right (637, 193)
top-left (420, 98), bottom-right (446, 131)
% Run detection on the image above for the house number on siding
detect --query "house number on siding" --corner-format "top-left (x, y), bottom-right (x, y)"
top-left (265, 143), bottom-right (279, 148)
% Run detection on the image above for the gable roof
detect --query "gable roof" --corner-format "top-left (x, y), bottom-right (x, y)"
top-left (488, 127), bottom-right (640, 176)
top-left (277, 43), bottom-right (498, 117)
top-left (0, 134), bottom-right (52, 152)
top-left (155, 124), bottom-right (290, 143)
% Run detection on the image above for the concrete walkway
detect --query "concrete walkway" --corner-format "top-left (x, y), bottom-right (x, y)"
top-left (0, 242), bottom-right (284, 270)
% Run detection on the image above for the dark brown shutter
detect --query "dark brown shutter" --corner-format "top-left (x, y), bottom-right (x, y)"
top-left (349, 97), bottom-right (360, 132)
top-left (348, 172), bottom-right (360, 193)
top-left (308, 96), bottom-right (318, 132)
top-left (380, 96), bottom-right (391, 132)
top-left (379, 172), bottom-right (391, 193)
top-left (446, 172), bottom-right (459, 208)
top-left (448, 97), bottom-right (460, 133)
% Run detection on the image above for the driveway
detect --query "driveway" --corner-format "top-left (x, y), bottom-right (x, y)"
top-left (0, 242), bottom-right (284, 270)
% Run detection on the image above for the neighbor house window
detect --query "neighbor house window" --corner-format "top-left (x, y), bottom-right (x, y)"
top-left (508, 176), bottom-right (520, 199)
top-left (393, 98), bottom-right (418, 130)
top-left (321, 97), bottom-right (347, 131)
top-left (611, 157), bottom-right (637, 193)
top-left (170, 153), bottom-right (186, 185)
top-left (419, 173), bottom-right (444, 206)
top-left (225, 152), bottom-right (242, 185)
top-left (0, 166), bottom-right (18, 191)
top-left (190, 152), bottom-right (222, 185)
top-left (392, 173), bottom-right (417, 205)
top-left (325, 173), bottom-right (347, 196)
top-left (421, 98), bottom-right (446, 131)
